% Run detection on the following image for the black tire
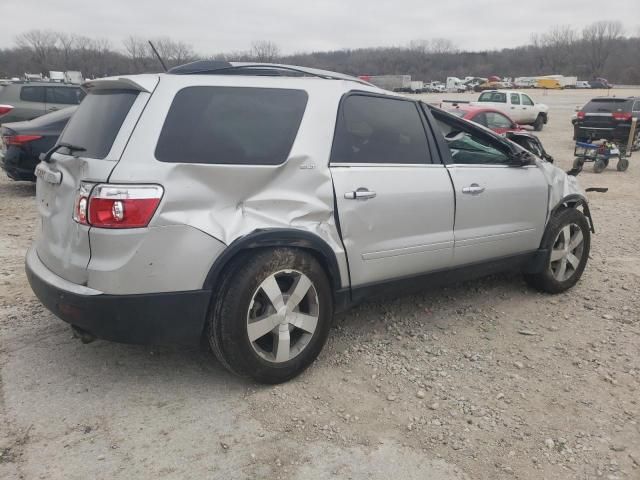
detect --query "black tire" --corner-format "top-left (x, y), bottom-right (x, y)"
top-left (617, 158), bottom-right (629, 171)
top-left (533, 114), bottom-right (544, 131)
top-left (524, 208), bottom-right (590, 294)
top-left (593, 159), bottom-right (606, 173)
top-left (208, 248), bottom-right (333, 384)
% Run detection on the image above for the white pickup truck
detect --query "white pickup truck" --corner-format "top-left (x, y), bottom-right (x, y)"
top-left (472, 90), bottom-right (549, 130)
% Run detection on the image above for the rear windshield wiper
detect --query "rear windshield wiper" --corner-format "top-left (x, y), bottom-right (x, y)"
top-left (39, 142), bottom-right (87, 163)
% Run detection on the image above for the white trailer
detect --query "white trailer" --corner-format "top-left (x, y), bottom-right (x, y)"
top-left (410, 80), bottom-right (424, 92)
top-left (365, 75), bottom-right (412, 91)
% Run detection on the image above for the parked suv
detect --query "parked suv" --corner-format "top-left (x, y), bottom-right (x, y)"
top-left (26, 62), bottom-right (594, 383)
top-left (0, 81), bottom-right (84, 124)
top-left (573, 96), bottom-right (640, 148)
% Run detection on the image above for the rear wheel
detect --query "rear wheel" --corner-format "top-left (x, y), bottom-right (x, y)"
top-left (208, 248), bottom-right (333, 384)
top-left (524, 208), bottom-right (590, 294)
top-left (533, 114), bottom-right (544, 131)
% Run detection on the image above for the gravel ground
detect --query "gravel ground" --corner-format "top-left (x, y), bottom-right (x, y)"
top-left (1, 88), bottom-right (639, 479)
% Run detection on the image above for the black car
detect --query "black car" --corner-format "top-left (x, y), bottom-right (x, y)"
top-left (573, 97), bottom-right (640, 147)
top-left (0, 106), bottom-right (76, 181)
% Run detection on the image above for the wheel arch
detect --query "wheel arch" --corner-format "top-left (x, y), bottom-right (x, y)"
top-left (549, 194), bottom-right (594, 233)
top-left (203, 229), bottom-right (345, 294)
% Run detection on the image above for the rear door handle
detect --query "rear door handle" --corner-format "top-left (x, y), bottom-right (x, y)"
top-left (462, 183), bottom-right (485, 194)
top-left (345, 188), bottom-right (377, 200)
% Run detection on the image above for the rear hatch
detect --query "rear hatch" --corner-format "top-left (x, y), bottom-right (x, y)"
top-left (580, 98), bottom-right (631, 129)
top-left (34, 76), bottom-right (158, 284)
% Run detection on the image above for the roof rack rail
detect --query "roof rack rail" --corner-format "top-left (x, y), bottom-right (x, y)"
top-left (167, 60), bottom-right (373, 86)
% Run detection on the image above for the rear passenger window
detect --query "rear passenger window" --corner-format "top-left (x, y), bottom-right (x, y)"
top-left (331, 95), bottom-right (430, 164)
top-left (156, 87), bottom-right (308, 165)
top-left (20, 86), bottom-right (46, 102)
top-left (46, 87), bottom-right (82, 105)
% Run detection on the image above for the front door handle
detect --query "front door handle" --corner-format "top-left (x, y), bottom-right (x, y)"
top-left (345, 188), bottom-right (377, 200)
top-left (462, 183), bottom-right (485, 195)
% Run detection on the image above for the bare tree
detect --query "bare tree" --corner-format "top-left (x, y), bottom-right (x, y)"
top-left (582, 20), bottom-right (624, 77)
top-left (123, 36), bottom-right (151, 72)
top-left (408, 38), bottom-right (457, 55)
top-left (430, 38), bottom-right (458, 55)
top-left (250, 41), bottom-right (280, 62)
top-left (15, 30), bottom-right (58, 72)
top-left (538, 25), bottom-right (577, 72)
top-left (152, 37), bottom-right (194, 66)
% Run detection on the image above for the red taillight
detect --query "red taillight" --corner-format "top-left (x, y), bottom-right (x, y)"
top-left (577, 111), bottom-right (586, 119)
top-left (0, 105), bottom-right (13, 117)
top-left (612, 112), bottom-right (632, 121)
top-left (3, 135), bottom-right (43, 146)
top-left (86, 184), bottom-right (163, 229)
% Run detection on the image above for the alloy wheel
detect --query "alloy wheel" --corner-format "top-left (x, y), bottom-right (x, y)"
top-left (247, 270), bottom-right (319, 363)
top-left (549, 224), bottom-right (585, 281)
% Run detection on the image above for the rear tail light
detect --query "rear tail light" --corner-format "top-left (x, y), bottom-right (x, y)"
top-left (3, 135), bottom-right (43, 146)
top-left (576, 111), bottom-right (586, 120)
top-left (612, 112), bottom-right (632, 121)
top-left (73, 184), bottom-right (163, 229)
top-left (0, 105), bottom-right (13, 117)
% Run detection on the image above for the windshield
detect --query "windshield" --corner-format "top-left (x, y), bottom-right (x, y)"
top-left (58, 89), bottom-right (138, 159)
top-left (445, 109), bottom-right (466, 118)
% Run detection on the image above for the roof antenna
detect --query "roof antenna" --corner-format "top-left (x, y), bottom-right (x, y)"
top-left (148, 40), bottom-right (168, 72)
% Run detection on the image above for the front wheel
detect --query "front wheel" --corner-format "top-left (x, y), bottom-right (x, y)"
top-left (524, 208), bottom-right (590, 294)
top-left (617, 158), bottom-right (629, 171)
top-left (208, 248), bottom-right (333, 384)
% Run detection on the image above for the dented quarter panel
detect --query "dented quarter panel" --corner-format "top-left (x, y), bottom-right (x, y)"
top-left (107, 75), bottom-right (386, 290)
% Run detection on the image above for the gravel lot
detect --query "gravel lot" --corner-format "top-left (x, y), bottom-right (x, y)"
top-left (1, 88), bottom-right (639, 479)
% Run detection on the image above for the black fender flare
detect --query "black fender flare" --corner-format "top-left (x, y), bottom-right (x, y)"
top-left (203, 229), bottom-right (344, 293)
top-left (549, 194), bottom-right (594, 233)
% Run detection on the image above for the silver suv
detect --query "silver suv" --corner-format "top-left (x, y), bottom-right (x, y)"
top-left (26, 62), bottom-right (593, 383)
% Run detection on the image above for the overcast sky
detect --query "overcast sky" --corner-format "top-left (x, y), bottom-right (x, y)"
top-left (1, 0), bottom-right (638, 55)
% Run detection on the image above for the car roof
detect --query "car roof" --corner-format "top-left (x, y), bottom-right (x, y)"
top-left (85, 63), bottom-right (391, 97)
top-left (480, 89), bottom-right (526, 94)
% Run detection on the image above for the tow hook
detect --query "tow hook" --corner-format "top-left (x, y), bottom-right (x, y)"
top-left (71, 325), bottom-right (96, 344)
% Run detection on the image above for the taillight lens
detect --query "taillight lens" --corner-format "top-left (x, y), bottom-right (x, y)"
top-left (0, 105), bottom-right (13, 117)
top-left (73, 182), bottom-right (94, 225)
top-left (612, 112), bottom-right (632, 121)
top-left (87, 184), bottom-right (163, 228)
top-left (3, 135), bottom-right (43, 146)
top-left (577, 111), bottom-right (586, 120)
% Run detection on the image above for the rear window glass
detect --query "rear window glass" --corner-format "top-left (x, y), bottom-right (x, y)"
top-left (46, 86), bottom-right (83, 105)
top-left (155, 87), bottom-right (308, 165)
top-left (20, 86), bottom-right (46, 102)
top-left (478, 92), bottom-right (506, 103)
top-left (583, 98), bottom-right (631, 113)
top-left (58, 89), bottom-right (138, 159)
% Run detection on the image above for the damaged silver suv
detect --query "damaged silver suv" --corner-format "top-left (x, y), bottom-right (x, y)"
top-left (26, 62), bottom-right (593, 383)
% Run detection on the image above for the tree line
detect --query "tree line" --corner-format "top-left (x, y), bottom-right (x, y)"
top-left (1, 21), bottom-right (639, 84)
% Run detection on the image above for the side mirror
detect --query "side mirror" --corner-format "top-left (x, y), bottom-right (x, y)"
top-left (508, 151), bottom-right (532, 167)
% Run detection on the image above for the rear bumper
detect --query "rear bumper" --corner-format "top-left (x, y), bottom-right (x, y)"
top-left (574, 124), bottom-right (634, 142)
top-left (25, 247), bottom-right (211, 345)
